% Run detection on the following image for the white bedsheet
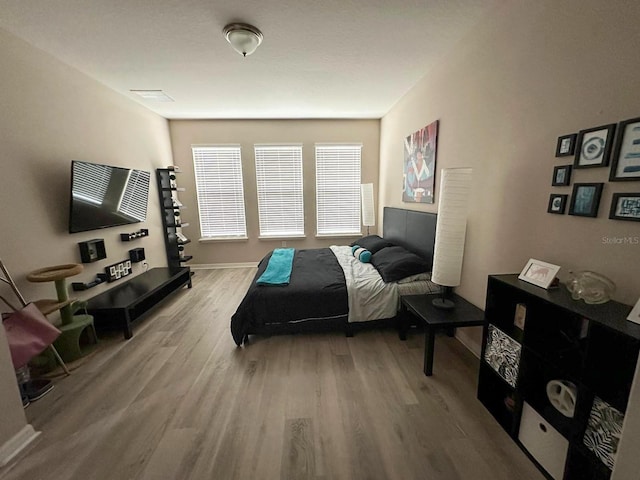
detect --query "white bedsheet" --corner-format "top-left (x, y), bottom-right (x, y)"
top-left (330, 245), bottom-right (399, 323)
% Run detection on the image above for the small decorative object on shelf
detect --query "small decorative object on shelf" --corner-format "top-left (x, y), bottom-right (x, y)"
top-left (78, 238), bottom-right (107, 263)
top-left (129, 247), bottom-right (145, 263)
top-left (104, 259), bottom-right (133, 282)
top-left (71, 274), bottom-right (108, 291)
top-left (566, 270), bottom-right (616, 304)
top-left (120, 229), bottom-right (149, 241)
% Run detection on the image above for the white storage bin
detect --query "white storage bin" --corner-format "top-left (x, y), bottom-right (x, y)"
top-left (518, 402), bottom-right (569, 480)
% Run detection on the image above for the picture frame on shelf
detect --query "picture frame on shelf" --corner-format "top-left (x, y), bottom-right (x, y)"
top-left (569, 183), bottom-right (604, 217)
top-left (628, 298), bottom-right (640, 324)
top-left (552, 165), bottom-right (572, 186)
top-left (548, 194), bottom-right (568, 214)
top-left (518, 258), bottom-right (561, 289)
top-left (556, 133), bottom-right (577, 157)
top-left (609, 193), bottom-right (640, 222)
top-left (574, 124), bottom-right (616, 169)
top-left (609, 117), bottom-right (640, 181)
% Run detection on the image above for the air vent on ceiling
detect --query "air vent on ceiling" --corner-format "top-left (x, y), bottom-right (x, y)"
top-left (130, 90), bottom-right (174, 102)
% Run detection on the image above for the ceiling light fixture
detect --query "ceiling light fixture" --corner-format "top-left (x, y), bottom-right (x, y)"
top-left (223, 23), bottom-right (263, 57)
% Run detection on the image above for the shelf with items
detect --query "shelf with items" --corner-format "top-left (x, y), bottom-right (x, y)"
top-left (157, 168), bottom-right (193, 270)
top-left (479, 274), bottom-right (638, 480)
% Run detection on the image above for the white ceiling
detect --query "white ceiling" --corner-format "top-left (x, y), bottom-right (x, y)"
top-left (0, 0), bottom-right (502, 119)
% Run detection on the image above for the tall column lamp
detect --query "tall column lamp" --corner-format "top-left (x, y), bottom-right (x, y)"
top-left (361, 183), bottom-right (375, 235)
top-left (431, 168), bottom-right (473, 309)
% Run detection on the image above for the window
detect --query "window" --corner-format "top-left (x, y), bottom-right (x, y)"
top-left (315, 144), bottom-right (362, 235)
top-left (254, 144), bottom-right (304, 237)
top-left (192, 145), bottom-right (247, 238)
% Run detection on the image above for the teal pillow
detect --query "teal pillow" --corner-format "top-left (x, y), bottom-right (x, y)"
top-left (352, 246), bottom-right (372, 263)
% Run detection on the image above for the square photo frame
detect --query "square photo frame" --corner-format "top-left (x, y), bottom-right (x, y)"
top-left (569, 183), bottom-right (604, 217)
top-left (548, 194), bottom-right (568, 214)
top-left (552, 165), bottom-right (572, 186)
top-left (574, 124), bottom-right (616, 169)
top-left (609, 193), bottom-right (640, 222)
top-left (518, 258), bottom-right (561, 289)
top-left (609, 117), bottom-right (640, 181)
top-left (556, 133), bottom-right (577, 157)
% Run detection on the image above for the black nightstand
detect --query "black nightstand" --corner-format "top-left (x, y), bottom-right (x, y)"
top-left (401, 293), bottom-right (485, 376)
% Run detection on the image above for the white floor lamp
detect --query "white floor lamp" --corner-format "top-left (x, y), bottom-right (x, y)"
top-left (361, 183), bottom-right (375, 235)
top-left (431, 168), bottom-right (473, 309)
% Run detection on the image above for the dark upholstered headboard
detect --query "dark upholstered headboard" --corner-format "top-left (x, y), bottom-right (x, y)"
top-left (383, 207), bottom-right (437, 270)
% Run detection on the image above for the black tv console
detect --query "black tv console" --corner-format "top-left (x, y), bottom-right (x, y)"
top-left (87, 267), bottom-right (192, 339)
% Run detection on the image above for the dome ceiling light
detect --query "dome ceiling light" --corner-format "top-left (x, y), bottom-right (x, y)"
top-left (223, 23), bottom-right (263, 57)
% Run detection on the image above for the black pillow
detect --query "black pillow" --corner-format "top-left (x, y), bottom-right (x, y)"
top-left (350, 235), bottom-right (395, 254)
top-left (370, 246), bottom-right (430, 283)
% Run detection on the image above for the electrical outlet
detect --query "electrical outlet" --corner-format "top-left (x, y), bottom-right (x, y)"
top-left (281, 241), bottom-right (287, 247)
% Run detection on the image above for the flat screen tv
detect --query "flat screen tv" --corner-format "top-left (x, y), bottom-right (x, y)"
top-left (69, 160), bottom-right (151, 233)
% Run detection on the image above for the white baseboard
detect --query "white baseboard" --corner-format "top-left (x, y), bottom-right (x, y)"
top-left (455, 328), bottom-right (482, 359)
top-left (0, 425), bottom-right (40, 467)
top-left (189, 262), bottom-right (258, 270)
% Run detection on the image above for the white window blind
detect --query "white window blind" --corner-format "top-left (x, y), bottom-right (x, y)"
top-left (118, 169), bottom-right (150, 221)
top-left (315, 144), bottom-right (362, 235)
top-left (254, 144), bottom-right (304, 237)
top-left (192, 145), bottom-right (247, 238)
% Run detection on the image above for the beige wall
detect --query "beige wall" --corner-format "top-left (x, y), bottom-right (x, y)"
top-left (0, 29), bottom-right (172, 451)
top-left (169, 119), bottom-right (380, 265)
top-left (380, 0), bottom-right (640, 353)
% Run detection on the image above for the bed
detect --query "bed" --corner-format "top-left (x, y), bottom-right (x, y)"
top-left (230, 207), bottom-right (439, 345)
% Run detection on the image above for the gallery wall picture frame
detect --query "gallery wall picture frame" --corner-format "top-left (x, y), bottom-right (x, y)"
top-left (548, 194), bottom-right (568, 214)
top-left (518, 258), bottom-right (561, 289)
top-left (552, 165), bottom-right (572, 186)
top-left (609, 193), bottom-right (640, 222)
top-left (556, 133), bottom-right (577, 157)
top-left (574, 124), bottom-right (616, 169)
top-left (568, 183), bottom-right (604, 217)
top-left (609, 117), bottom-right (640, 181)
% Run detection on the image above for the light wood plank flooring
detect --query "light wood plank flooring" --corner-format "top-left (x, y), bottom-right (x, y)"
top-left (1, 268), bottom-right (543, 480)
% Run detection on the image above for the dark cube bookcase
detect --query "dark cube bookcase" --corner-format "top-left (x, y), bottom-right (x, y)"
top-left (478, 274), bottom-right (638, 480)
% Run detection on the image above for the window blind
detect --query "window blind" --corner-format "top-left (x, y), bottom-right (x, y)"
top-left (315, 144), bottom-right (362, 235)
top-left (192, 145), bottom-right (247, 238)
top-left (254, 144), bottom-right (304, 237)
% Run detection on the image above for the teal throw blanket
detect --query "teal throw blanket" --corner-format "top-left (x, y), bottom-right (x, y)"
top-left (257, 248), bottom-right (295, 286)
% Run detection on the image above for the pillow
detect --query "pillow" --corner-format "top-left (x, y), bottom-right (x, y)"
top-left (396, 272), bottom-right (432, 284)
top-left (351, 246), bottom-right (372, 263)
top-left (370, 246), bottom-right (430, 283)
top-left (349, 235), bottom-right (394, 254)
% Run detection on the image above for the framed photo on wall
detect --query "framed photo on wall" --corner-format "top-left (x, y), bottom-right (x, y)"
top-left (609, 193), bottom-right (640, 222)
top-left (548, 194), bottom-right (568, 214)
top-left (552, 165), bottom-right (572, 186)
top-left (403, 120), bottom-right (438, 204)
top-left (609, 117), bottom-right (640, 181)
top-left (574, 124), bottom-right (616, 169)
top-left (556, 133), bottom-right (577, 157)
top-left (568, 183), bottom-right (604, 217)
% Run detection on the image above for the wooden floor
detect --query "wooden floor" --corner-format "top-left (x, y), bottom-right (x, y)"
top-left (1, 268), bottom-right (543, 480)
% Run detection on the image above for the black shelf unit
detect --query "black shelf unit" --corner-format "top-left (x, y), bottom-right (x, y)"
top-left (478, 274), bottom-right (637, 480)
top-left (157, 168), bottom-right (192, 269)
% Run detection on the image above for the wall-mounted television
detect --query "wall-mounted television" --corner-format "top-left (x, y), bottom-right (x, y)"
top-left (69, 160), bottom-right (151, 234)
